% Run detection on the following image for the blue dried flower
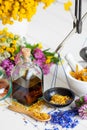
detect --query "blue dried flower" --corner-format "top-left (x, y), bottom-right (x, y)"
top-left (50, 109), bottom-right (78, 129)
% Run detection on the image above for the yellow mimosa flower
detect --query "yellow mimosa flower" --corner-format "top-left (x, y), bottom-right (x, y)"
top-left (0, 30), bottom-right (3, 35)
top-left (38, 43), bottom-right (43, 49)
top-left (12, 45), bottom-right (17, 50)
top-left (0, 0), bottom-right (2, 4)
top-left (2, 46), bottom-right (6, 49)
top-left (46, 59), bottom-right (51, 64)
top-left (0, 0), bottom-right (55, 25)
top-left (12, 40), bottom-right (17, 44)
top-left (42, 0), bottom-right (55, 9)
top-left (1, 37), bottom-right (6, 42)
top-left (6, 47), bottom-right (11, 52)
top-left (9, 33), bottom-right (14, 39)
top-left (9, 21), bottom-right (14, 25)
top-left (10, 57), bottom-right (14, 61)
top-left (3, 27), bottom-right (8, 32)
top-left (5, 32), bottom-right (10, 37)
top-left (10, 48), bottom-right (15, 53)
top-left (0, 48), bottom-right (4, 53)
top-left (46, 56), bottom-right (52, 64)
top-left (64, 0), bottom-right (72, 11)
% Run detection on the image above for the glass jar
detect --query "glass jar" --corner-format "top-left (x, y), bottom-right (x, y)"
top-left (11, 61), bottom-right (43, 106)
top-left (0, 68), bottom-right (12, 101)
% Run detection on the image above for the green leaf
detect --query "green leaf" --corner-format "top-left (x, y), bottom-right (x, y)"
top-left (51, 57), bottom-right (60, 63)
top-left (0, 71), bottom-right (3, 76)
top-left (15, 46), bottom-right (21, 54)
top-left (33, 44), bottom-right (39, 49)
top-left (25, 43), bottom-right (39, 50)
top-left (43, 48), bottom-right (50, 52)
top-left (25, 43), bottom-right (33, 49)
top-left (80, 96), bottom-right (84, 103)
top-left (43, 51), bottom-right (55, 56)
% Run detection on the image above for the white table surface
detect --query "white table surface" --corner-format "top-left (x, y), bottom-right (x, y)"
top-left (0, 70), bottom-right (87, 130)
top-left (0, 0), bottom-right (87, 130)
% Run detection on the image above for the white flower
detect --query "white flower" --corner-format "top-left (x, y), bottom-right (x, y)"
top-left (16, 37), bottom-right (26, 47)
top-left (54, 53), bottom-right (58, 57)
top-left (0, 41), bottom-right (10, 47)
top-left (3, 51), bottom-right (10, 58)
top-left (0, 51), bottom-right (10, 63)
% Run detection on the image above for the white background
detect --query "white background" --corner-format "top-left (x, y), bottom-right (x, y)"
top-left (0, 0), bottom-right (87, 130)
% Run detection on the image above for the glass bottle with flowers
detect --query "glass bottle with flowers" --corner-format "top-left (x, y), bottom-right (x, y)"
top-left (0, 28), bottom-right (59, 105)
top-left (11, 47), bottom-right (44, 106)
